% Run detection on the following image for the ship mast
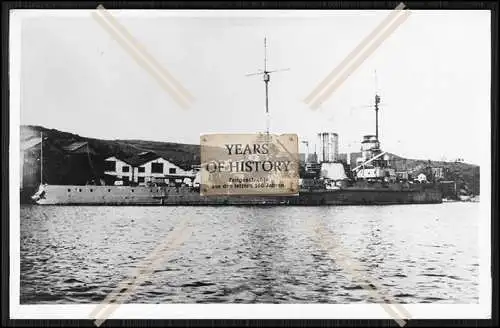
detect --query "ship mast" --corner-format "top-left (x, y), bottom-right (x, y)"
top-left (374, 69), bottom-right (380, 142)
top-left (246, 37), bottom-right (290, 135)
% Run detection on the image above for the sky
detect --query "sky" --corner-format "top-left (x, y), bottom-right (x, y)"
top-left (13, 9), bottom-right (491, 165)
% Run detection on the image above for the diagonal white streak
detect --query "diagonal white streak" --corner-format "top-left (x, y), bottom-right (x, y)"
top-left (304, 2), bottom-right (410, 109)
top-left (311, 220), bottom-right (412, 326)
top-left (89, 219), bottom-right (191, 326)
top-left (95, 5), bottom-right (195, 102)
top-left (309, 9), bottom-right (411, 110)
top-left (304, 2), bottom-right (406, 104)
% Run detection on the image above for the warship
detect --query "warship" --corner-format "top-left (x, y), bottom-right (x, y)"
top-left (29, 38), bottom-right (442, 206)
top-left (29, 91), bottom-right (442, 206)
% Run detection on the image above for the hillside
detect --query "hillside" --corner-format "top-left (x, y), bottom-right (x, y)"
top-left (21, 125), bottom-right (200, 170)
top-left (400, 158), bottom-right (479, 196)
top-left (338, 152), bottom-right (480, 195)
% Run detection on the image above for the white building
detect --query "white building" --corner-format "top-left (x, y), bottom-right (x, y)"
top-left (131, 157), bottom-right (192, 185)
top-left (104, 152), bottom-right (194, 186)
top-left (104, 156), bottom-right (134, 183)
top-left (416, 173), bottom-right (428, 183)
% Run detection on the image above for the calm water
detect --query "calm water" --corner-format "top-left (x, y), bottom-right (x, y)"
top-left (20, 203), bottom-right (480, 304)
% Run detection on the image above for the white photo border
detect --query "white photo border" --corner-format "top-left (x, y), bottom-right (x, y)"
top-left (8, 8), bottom-right (492, 321)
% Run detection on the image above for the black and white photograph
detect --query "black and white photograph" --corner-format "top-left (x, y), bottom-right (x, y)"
top-left (8, 3), bottom-right (493, 324)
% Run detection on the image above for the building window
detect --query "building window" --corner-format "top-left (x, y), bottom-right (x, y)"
top-left (104, 160), bottom-right (116, 172)
top-left (151, 163), bottom-right (163, 173)
top-left (169, 168), bottom-right (176, 174)
top-left (138, 177), bottom-right (145, 183)
top-left (138, 167), bottom-right (145, 173)
top-left (122, 166), bottom-right (130, 173)
top-left (123, 177), bottom-right (129, 182)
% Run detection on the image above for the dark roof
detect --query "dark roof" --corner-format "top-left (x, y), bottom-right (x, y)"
top-left (113, 151), bottom-right (193, 171)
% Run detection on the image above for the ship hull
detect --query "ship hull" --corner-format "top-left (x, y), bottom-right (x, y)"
top-left (32, 185), bottom-right (442, 206)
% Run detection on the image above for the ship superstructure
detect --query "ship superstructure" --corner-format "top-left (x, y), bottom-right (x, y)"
top-left (300, 92), bottom-right (398, 188)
